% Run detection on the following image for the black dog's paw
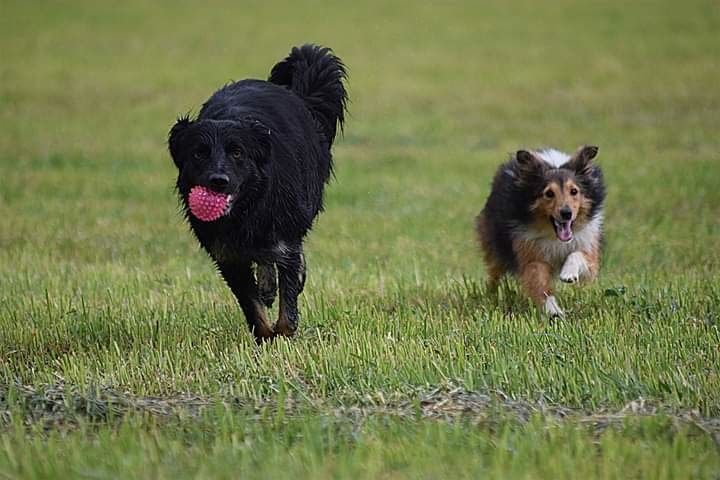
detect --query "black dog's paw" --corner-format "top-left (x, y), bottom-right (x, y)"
top-left (257, 264), bottom-right (278, 308)
top-left (274, 314), bottom-right (298, 338)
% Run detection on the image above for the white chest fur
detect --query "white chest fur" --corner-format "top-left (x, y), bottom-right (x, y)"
top-left (514, 214), bottom-right (603, 271)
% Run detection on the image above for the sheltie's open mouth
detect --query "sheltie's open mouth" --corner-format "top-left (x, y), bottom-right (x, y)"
top-left (551, 217), bottom-right (573, 243)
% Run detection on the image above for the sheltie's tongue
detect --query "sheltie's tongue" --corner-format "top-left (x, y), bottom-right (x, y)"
top-left (188, 186), bottom-right (229, 222)
top-left (554, 219), bottom-right (573, 242)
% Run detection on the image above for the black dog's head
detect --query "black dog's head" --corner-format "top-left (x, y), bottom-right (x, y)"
top-left (168, 116), bottom-right (272, 217)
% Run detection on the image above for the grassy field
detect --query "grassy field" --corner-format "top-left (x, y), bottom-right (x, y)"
top-left (1, 0), bottom-right (719, 478)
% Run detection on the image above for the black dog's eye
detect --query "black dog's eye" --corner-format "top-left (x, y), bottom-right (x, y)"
top-left (544, 190), bottom-right (555, 199)
top-left (193, 146), bottom-right (209, 160)
top-left (226, 143), bottom-right (243, 160)
top-left (570, 188), bottom-right (579, 196)
top-left (230, 148), bottom-right (243, 160)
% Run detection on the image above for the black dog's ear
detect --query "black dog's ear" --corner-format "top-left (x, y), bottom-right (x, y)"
top-left (168, 115), bottom-right (193, 168)
top-left (244, 119), bottom-right (272, 161)
top-left (567, 145), bottom-right (598, 176)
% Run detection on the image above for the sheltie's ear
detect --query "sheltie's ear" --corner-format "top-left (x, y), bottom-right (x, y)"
top-left (567, 145), bottom-right (598, 176)
top-left (515, 150), bottom-right (546, 179)
top-left (514, 150), bottom-right (547, 188)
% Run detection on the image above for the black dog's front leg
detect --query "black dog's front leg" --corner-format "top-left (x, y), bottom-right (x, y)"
top-left (256, 263), bottom-right (278, 308)
top-left (216, 261), bottom-right (275, 343)
top-left (274, 244), bottom-right (306, 337)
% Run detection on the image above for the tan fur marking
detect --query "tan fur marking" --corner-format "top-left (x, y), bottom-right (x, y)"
top-left (518, 261), bottom-right (553, 307)
top-left (513, 238), bottom-right (555, 305)
top-left (485, 262), bottom-right (505, 295)
top-left (572, 196), bottom-right (594, 230)
top-left (512, 237), bottom-right (548, 266)
top-left (251, 300), bottom-right (275, 341)
top-left (274, 303), bottom-right (296, 338)
top-left (475, 213), bottom-right (506, 293)
top-left (532, 179), bottom-right (586, 231)
top-left (581, 243), bottom-right (600, 282)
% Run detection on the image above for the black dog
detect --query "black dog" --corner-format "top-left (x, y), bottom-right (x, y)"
top-left (168, 44), bottom-right (348, 342)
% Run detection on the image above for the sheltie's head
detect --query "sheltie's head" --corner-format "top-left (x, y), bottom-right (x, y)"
top-left (514, 146), bottom-right (603, 243)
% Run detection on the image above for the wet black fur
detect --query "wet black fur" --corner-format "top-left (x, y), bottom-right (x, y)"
top-left (168, 44), bottom-right (348, 340)
top-left (478, 147), bottom-right (605, 273)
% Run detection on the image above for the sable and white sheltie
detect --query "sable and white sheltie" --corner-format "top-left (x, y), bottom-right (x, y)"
top-left (475, 146), bottom-right (606, 316)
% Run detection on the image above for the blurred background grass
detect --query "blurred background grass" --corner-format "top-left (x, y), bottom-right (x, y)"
top-left (1, 0), bottom-right (718, 278)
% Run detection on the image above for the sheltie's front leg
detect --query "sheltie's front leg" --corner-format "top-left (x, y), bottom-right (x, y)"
top-left (519, 261), bottom-right (563, 317)
top-left (560, 247), bottom-right (599, 284)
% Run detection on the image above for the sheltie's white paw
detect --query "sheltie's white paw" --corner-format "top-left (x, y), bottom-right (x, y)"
top-left (560, 252), bottom-right (588, 284)
top-left (544, 295), bottom-right (564, 317)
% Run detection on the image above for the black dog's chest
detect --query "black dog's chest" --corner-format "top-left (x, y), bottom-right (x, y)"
top-left (189, 216), bottom-right (280, 263)
top-left (207, 238), bottom-right (286, 264)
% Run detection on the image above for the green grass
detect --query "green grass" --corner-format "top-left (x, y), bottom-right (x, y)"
top-left (1, 413), bottom-right (718, 480)
top-left (1, 0), bottom-right (719, 477)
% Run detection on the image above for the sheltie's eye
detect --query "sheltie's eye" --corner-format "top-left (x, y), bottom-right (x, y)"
top-left (570, 187), bottom-right (578, 196)
top-left (544, 190), bottom-right (555, 199)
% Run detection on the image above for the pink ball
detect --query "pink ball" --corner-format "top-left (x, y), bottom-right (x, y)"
top-left (188, 186), bottom-right (229, 222)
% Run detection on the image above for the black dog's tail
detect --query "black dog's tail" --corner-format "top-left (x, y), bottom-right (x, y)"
top-left (269, 44), bottom-right (348, 144)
